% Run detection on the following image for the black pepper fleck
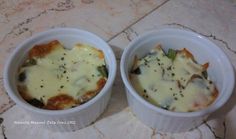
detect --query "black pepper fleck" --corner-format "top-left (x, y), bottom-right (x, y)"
top-left (167, 66), bottom-right (171, 70)
top-left (60, 85), bottom-right (64, 88)
top-left (61, 57), bottom-right (64, 60)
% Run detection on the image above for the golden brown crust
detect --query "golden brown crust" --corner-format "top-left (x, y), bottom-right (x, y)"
top-left (154, 44), bottom-right (162, 50)
top-left (210, 87), bottom-right (219, 104)
top-left (44, 78), bottom-right (107, 109)
top-left (202, 62), bottom-right (209, 70)
top-left (28, 40), bottom-right (60, 58)
top-left (78, 91), bottom-right (97, 104)
top-left (78, 78), bottom-right (107, 104)
top-left (181, 48), bottom-right (194, 60)
top-left (187, 86), bottom-right (219, 112)
top-left (75, 43), bottom-right (84, 48)
top-left (97, 49), bottom-right (104, 59)
top-left (45, 94), bottom-right (77, 110)
top-left (96, 78), bottom-right (107, 90)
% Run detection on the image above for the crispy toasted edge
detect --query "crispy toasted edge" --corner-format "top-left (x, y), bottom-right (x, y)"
top-left (208, 87), bottom-right (219, 105)
top-left (77, 78), bottom-right (107, 104)
top-left (44, 94), bottom-right (77, 110)
top-left (178, 48), bottom-right (210, 72)
top-left (180, 48), bottom-right (194, 60)
top-left (202, 62), bottom-right (209, 70)
top-left (153, 44), bottom-right (162, 51)
top-left (28, 40), bottom-right (61, 59)
top-left (44, 78), bottom-right (107, 110)
top-left (187, 86), bottom-right (219, 112)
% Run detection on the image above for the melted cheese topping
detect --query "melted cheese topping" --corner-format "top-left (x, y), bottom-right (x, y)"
top-left (17, 41), bottom-right (107, 110)
top-left (130, 45), bottom-right (218, 112)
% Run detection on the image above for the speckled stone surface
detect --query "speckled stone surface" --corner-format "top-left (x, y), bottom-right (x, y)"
top-left (0, 0), bottom-right (236, 138)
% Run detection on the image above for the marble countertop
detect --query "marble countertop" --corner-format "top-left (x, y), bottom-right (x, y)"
top-left (0, 0), bottom-right (236, 138)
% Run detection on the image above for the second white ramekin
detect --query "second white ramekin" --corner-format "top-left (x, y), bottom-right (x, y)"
top-left (120, 28), bottom-right (235, 132)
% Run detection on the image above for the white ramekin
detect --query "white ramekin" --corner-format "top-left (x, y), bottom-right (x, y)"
top-left (120, 28), bottom-right (235, 132)
top-left (4, 28), bottom-right (117, 132)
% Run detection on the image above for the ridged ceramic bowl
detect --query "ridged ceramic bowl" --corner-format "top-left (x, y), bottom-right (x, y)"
top-left (4, 28), bottom-right (117, 132)
top-left (120, 28), bottom-right (235, 132)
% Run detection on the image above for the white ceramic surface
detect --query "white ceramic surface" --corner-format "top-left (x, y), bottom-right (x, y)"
top-left (3, 28), bottom-right (117, 132)
top-left (120, 28), bottom-right (235, 132)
